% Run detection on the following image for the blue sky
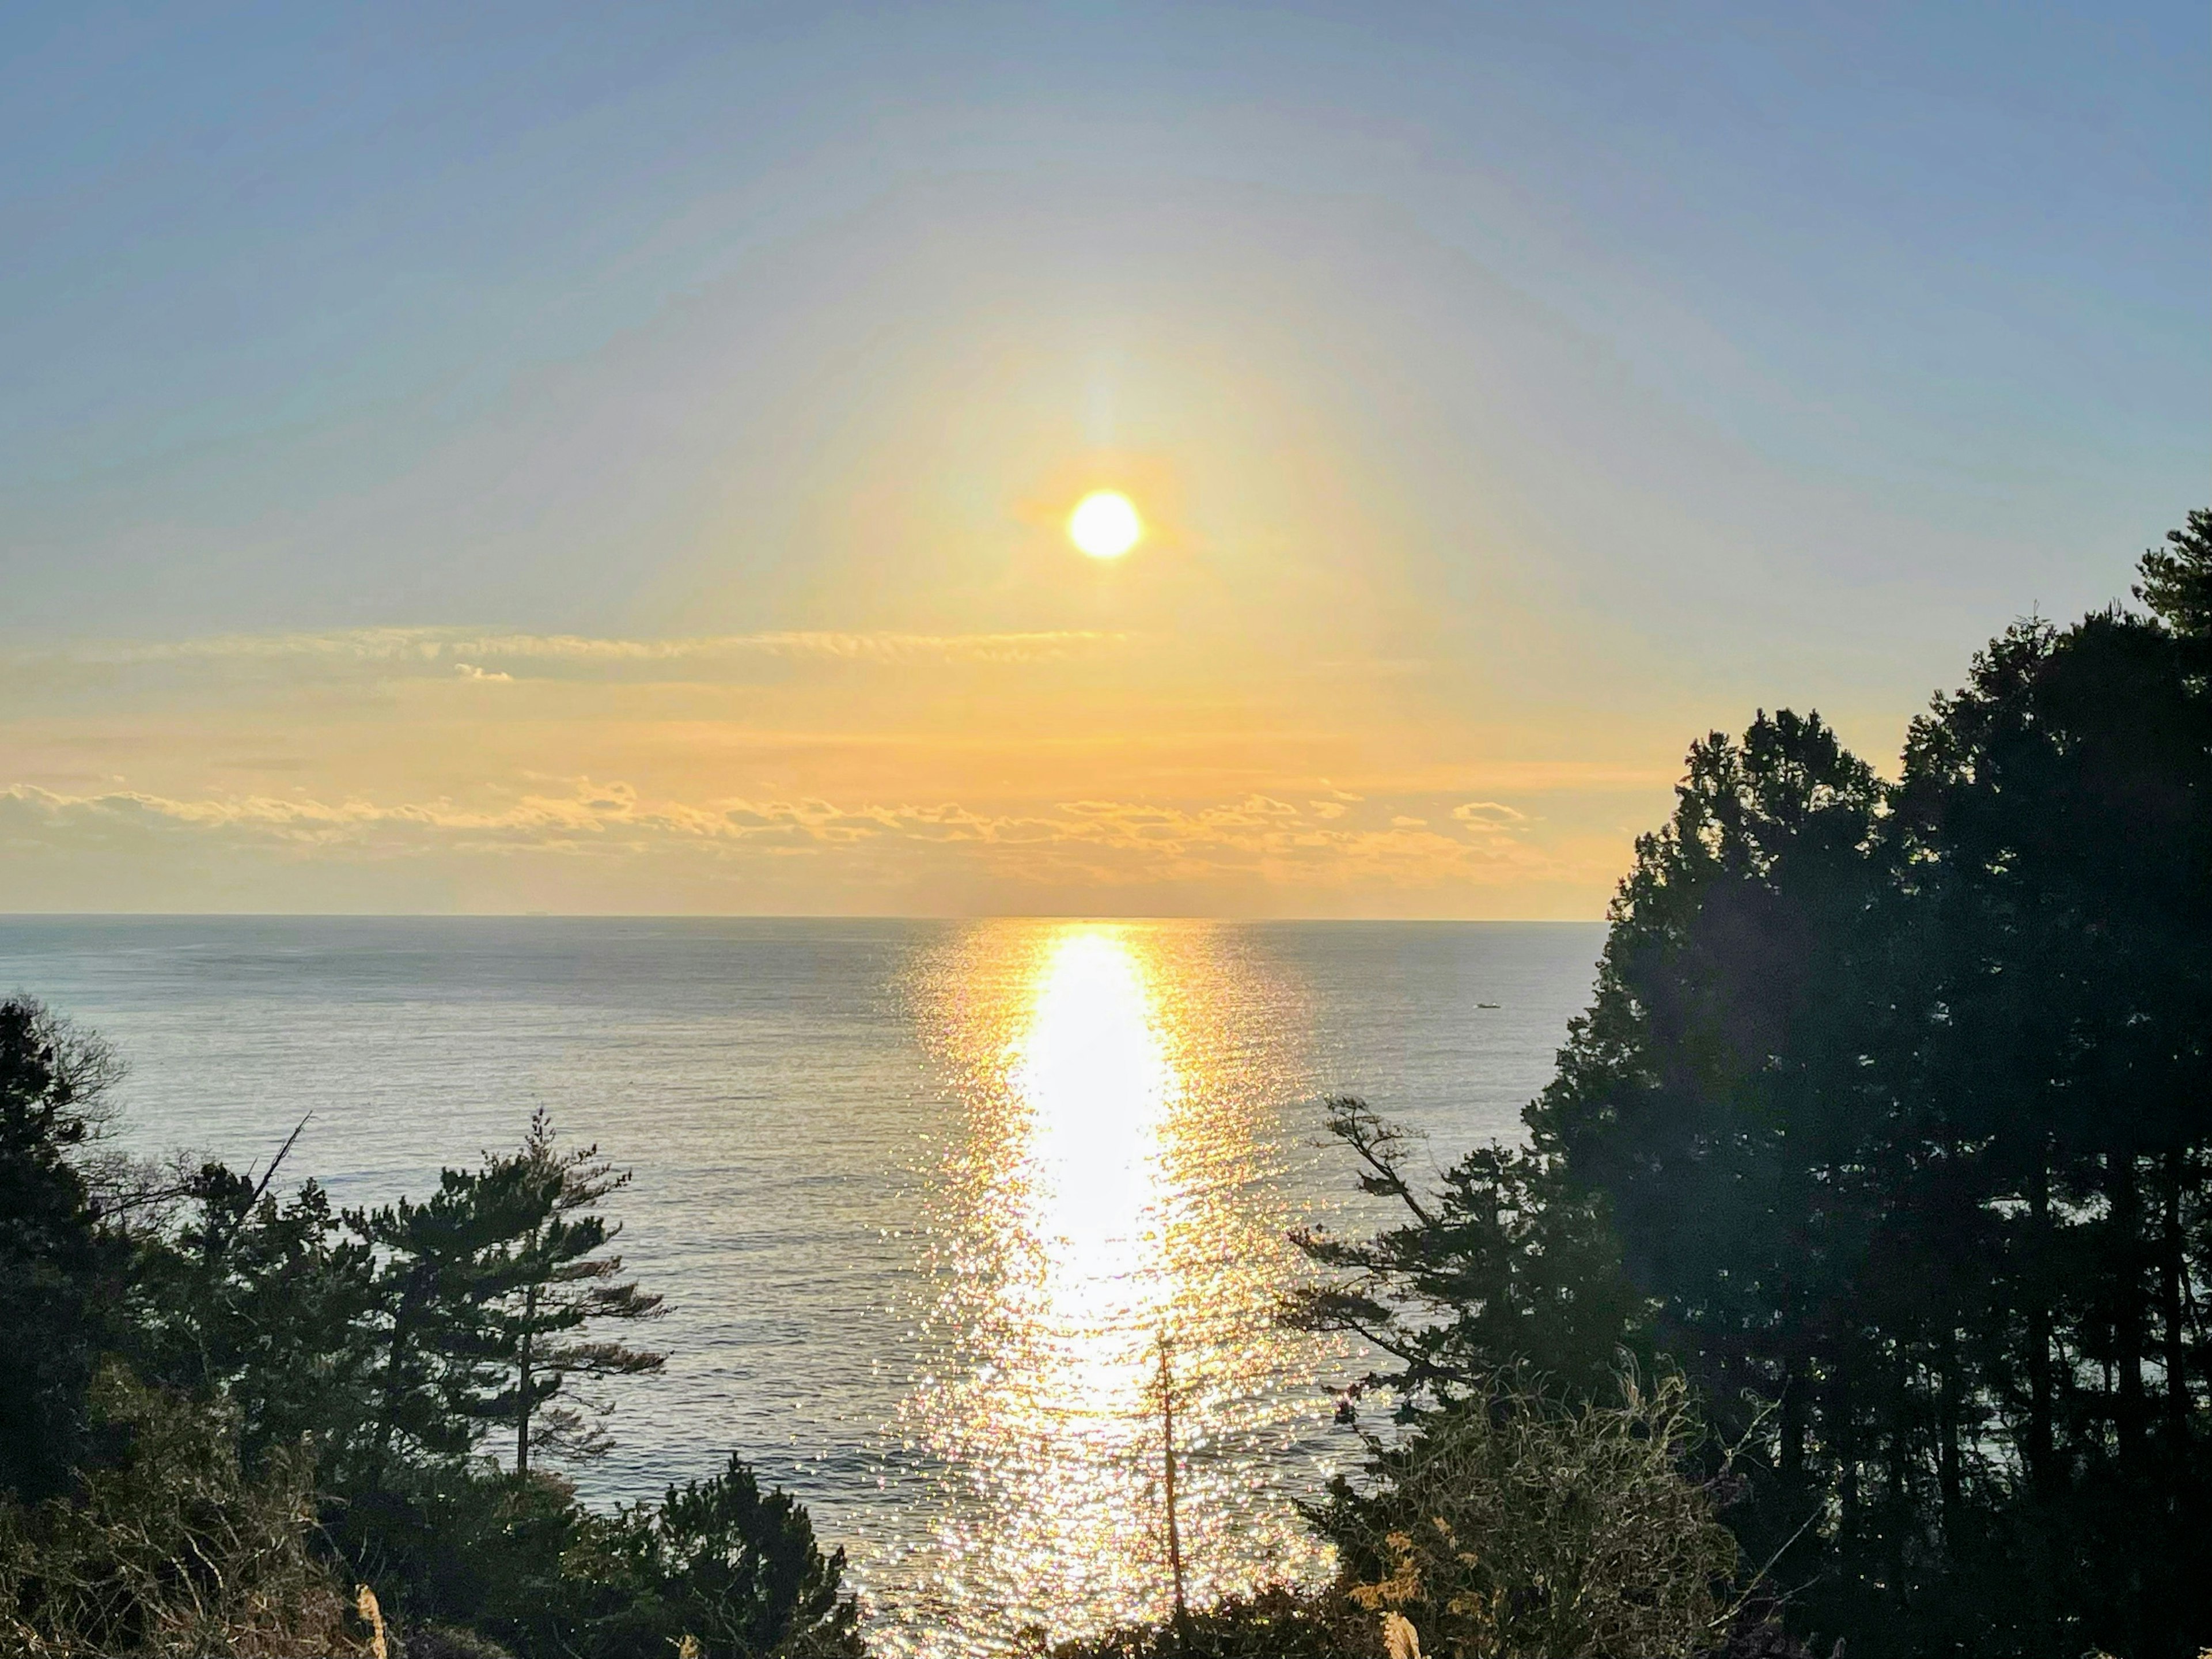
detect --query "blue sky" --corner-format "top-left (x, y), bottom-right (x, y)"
top-left (1, 2), bottom-right (2205, 913)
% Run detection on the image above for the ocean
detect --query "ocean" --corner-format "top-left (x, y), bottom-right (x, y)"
top-left (0, 916), bottom-right (1603, 1656)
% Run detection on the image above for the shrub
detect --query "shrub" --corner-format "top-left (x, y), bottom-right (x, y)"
top-left (1310, 1368), bottom-right (1740, 1659)
top-left (453, 1453), bottom-right (868, 1659)
top-left (1039, 1582), bottom-right (1386, 1658)
top-left (0, 1365), bottom-right (361, 1657)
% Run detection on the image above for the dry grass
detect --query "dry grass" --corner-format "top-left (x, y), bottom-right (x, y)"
top-left (1316, 1369), bottom-right (1742, 1659)
top-left (0, 1366), bottom-right (367, 1658)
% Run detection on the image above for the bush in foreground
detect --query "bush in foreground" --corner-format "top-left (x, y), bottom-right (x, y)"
top-left (0, 1365), bottom-right (360, 1657)
top-left (1312, 1369), bottom-right (1740, 1659)
top-left (1048, 1369), bottom-right (1745, 1659)
top-left (1038, 1584), bottom-right (1384, 1659)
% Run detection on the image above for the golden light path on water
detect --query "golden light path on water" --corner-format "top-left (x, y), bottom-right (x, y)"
top-left (873, 922), bottom-right (1358, 1656)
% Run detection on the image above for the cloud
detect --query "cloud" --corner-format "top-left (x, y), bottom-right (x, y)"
top-left (1453, 800), bottom-right (1531, 829)
top-left (5, 627), bottom-right (1133, 687)
top-left (0, 778), bottom-right (1569, 906)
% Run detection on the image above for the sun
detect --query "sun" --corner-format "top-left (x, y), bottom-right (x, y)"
top-left (1067, 490), bottom-right (1142, 559)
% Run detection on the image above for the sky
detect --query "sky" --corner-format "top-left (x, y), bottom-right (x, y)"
top-left (2, 1), bottom-right (2205, 916)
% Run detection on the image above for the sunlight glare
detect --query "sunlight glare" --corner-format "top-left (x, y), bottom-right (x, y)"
top-left (1068, 490), bottom-right (1142, 559)
top-left (1010, 931), bottom-right (1176, 1298)
top-left (890, 920), bottom-right (1344, 1652)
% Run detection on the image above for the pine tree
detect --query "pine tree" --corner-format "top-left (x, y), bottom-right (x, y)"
top-left (351, 1162), bottom-right (540, 1484)
top-left (1286, 1097), bottom-right (1653, 1406)
top-left (1300, 517), bottom-right (2212, 1659)
top-left (477, 1111), bottom-right (665, 1476)
top-left (142, 1161), bottom-right (380, 1469)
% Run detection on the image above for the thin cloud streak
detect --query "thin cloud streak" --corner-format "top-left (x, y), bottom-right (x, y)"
top-left (5, 627), bottom-right (1134, 677)
top-left (0, 778), bottom-right (1577, 906)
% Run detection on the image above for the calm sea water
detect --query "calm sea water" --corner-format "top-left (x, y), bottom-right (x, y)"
top-left (0, 916), bottom-right (1601, 1656)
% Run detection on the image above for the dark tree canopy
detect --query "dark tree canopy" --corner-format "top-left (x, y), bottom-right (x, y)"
top-left (1284, 1097), bottom-right (1652, 1405)
top-left (2135, 505), bottom-right (2212, 645)
top-left (0, 1000), bottom-right (128, 1501)
top-left (1298, 514), bottom-right (2212, 1659)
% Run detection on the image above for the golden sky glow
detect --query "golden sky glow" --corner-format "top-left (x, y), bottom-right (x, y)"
top-left (0, 10), bottom-right (2199, 919)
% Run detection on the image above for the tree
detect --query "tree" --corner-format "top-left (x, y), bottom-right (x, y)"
top-left (1300, 514), bottom-right (2212, 1658)
top-left (1039, 1585), bottom-right (1388, 1658)
top-left (0, 999), bottom-right (128, 1501)
top-left (2135, 505), bottom-right (2212, 647)
top-left (134, 1158), bottom-right (381, 1471)
top-left (1890, 596), bottom-right (2212, 1654)
top-left (1532, 707), bottom-right (1893, 1442)
top-left (0, 1003), bottom-right (809, 1659)
top-left (475, 1111), bottom-right (665, 1477)
top-left (350, 1162), bottom-right (543, 1486)
top-left (1286, 1098), bottom-right (1652, 1407)
top-left (0, 1365), bottom-right (357, 1658)
top-left (553, 1455), bottom-right (867, 1659)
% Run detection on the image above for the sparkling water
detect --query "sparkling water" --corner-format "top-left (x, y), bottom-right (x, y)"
top-left (0, 915), bottom-right (1601, 1656)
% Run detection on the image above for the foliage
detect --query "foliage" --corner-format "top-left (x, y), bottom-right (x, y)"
top-left (7, 510), bottom-right (2207, 1658)
top-left (1302, 514), bottom-right (2212, 1658)
top-left (1036, 1584), bottom-right (1385, 1659)
top-left (0, 998), bottom-right (131, 1502)
top-left (134, 1163), bottom-right (381, 1474)
top-left (1048, 1372), bottom-right (1758, 1659)
top-left (351, 1153), bottom-right (565, 1484)
top-left (124, 1109), bottom-right (665, 1493)
top-left (313, 1451), bottom-right (866, 1659)
top-left (320, 1460), bottom-right (590, 1645)
top-left (0, 1365), bottom-right (360, 1658)
top-left (1310, 1369), bottom-right (1740, 1659)
top-left (472, 1109), bottom-right (666, 1477)
top-left (0, 1065), bottom-right (857, 1659)
top-left (547, 1455), bottom-right (868, 1659)
top-left (2135, 504), bottom-right (2212, 646)
top-left (1286, 1097), bottom-right (1653, 1407)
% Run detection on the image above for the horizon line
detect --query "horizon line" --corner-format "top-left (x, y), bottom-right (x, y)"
top-left (0, 910), bottom-right (1605, 926)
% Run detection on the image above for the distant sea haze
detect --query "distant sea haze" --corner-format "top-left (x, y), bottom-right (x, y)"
top-left (0, 915), bottom-right (1601, 1657)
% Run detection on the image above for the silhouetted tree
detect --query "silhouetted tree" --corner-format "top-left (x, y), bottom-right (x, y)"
top-left (1286, 1097), bottom-right (1651, 1405)
top-left (350, 1164), bottom-right (538, 1486)
top-left (552, 1454), bottom-right (866, 1659)
top-left (1302, 514), bottom-right (2212, 1659)
top-left (1887, 585), bottom-right (2211, 1653)
top-left (2135, 505), bottom-right (2212, 645)
top-left (0, 999), bottom-right (128, 1501)
top-left (0, 998), bottom-right (853, 1659)
top-left (134, 1158), bottom-right (381, 1471)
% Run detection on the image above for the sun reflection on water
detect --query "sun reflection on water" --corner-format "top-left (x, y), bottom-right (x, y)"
top-left (1012, 930), bottom-right (1177, 1319)
top-left (877, 922), bottom-right (1350, 1656)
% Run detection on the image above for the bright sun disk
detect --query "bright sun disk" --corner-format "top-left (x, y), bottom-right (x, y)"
top-left (1068, 491), bottom-right (1142, 559)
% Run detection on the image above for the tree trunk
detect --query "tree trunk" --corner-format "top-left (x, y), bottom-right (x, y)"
top-left (1936, 1339), bottom-right (1963, 1543)
top-left (1780, 1355), bottom-right (1806, 1491)
top-left (2112, 1152), bottom-right (2147, 1479)
top-left (516, 1283), bottom-right (536, 1478)
top-left (2162, 1149), bottom-right (2190, 1455)
top-left (373, 1277), bottom-right (422, 1490)
top-left (2026, 1160), bottom-right (2055, 1496)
